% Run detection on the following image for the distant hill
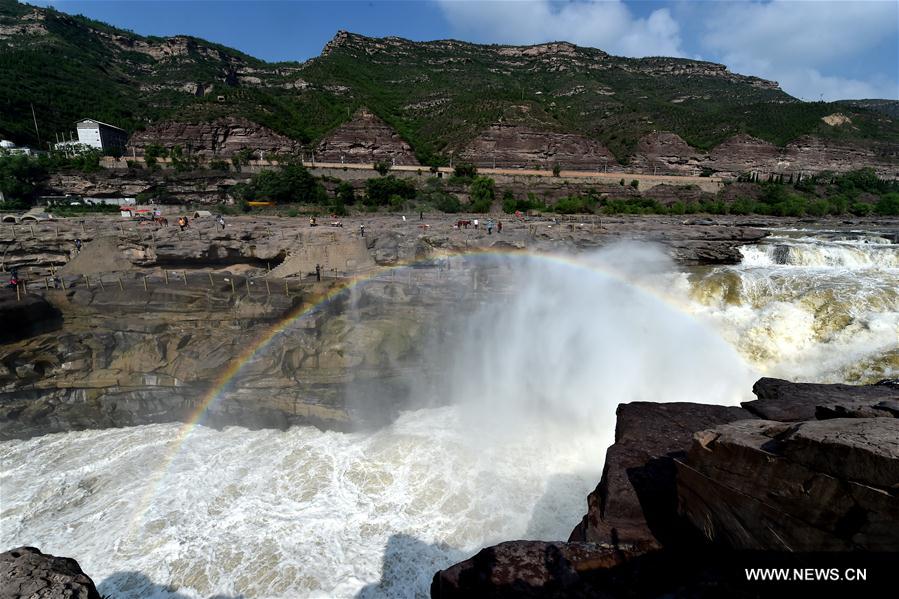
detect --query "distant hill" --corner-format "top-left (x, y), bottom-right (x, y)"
top-left (1, 0), bottom-right (897, 164)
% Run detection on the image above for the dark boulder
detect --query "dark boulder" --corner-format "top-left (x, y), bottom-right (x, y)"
top-left (744, 377), bottom-right (899, 421)
top-left (569, 401), bottom-right (753, 550)
top-left (0, 546), bottom-right (100, 599)
top-left (677, 418), bottom-right (899, 551)
top-left (431, 541), bottom-right (639, 599)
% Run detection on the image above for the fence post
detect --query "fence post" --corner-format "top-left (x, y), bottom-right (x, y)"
top-left (245, 278), bottom-right (251, 297)
top-left (208, 272), bottom-right (214, 288)
top-left (230, 278), bottom-right (235, 295)
top-left (163, 270), bottom-right (169, 285)
top-left (85, 275), bottom-right (91, 289)
top-left (21, 280), bottom-right (27, 295)
top-left (265, 279), bottom-right (270, 295)
top-left (285, 281), bottom-right (289, 296)
top-left (143, 276), bottom-right (148, 292)
top-left (98, 277), bottom-right (105, 291)
top-left (30, 224), bottom-right (35, 237)
top-left (16, 284), bottom-right (20, 301)
top-left (118, 277), bottom-right (124, 291)
top-left (182, 271), bottom-right (187, 286)
top-left (60, 277), bottom-right (67, 290)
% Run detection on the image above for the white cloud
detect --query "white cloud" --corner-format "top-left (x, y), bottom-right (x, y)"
top-left (435, 0), bottom-right (685, 58)
top-left (699, 0), bottom-right (899, 100)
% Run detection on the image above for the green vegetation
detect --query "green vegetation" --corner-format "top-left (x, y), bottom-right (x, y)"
top-left (46, 200), bottom-right (120, 216)
top-left (364, 175), bottom-right (416, 207)
top-left (231, 163), bottom-right (327, 204)
top-left (468, 176), bottom-right (495, 212)
top-left (2, 3), bottom-right (897, 167)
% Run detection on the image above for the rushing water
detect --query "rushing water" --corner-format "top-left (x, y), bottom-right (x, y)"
top-left (2, 230), bottom-right (897, 598)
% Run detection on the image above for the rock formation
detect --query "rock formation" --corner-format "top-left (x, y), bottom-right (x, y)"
top-left (0, 547), bottom-right (100, 599)
top-left (127, 117), bottom-right (300, 158)
top-left (678, 418), bottom-right (899, 551)
top-left (459, 125), bottom-right (618, 171)
top-left (568, 402), bottom-right (753, 551)
top-left (315, 108), bottom-right (420, 166)
top-left (433, 379), bottom-right (899, 597)
top-left (629, 132), bottom-right (705, 176)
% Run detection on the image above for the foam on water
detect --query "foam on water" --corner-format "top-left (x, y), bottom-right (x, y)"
top-left (1, 410), bottom-right (605, 598)
top-left (690, 232), bottom-right (899, 382)
top-left (2, 236), bottom-right (896, 596)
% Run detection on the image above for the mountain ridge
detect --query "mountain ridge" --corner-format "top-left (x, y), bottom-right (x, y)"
top-left (1, 0), bottom-right (897, 166)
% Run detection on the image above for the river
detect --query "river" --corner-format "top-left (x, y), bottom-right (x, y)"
top-left (1, 228), bottom-right (896, 598)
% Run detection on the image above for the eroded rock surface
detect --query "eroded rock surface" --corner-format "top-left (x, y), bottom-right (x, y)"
top-left (744, 377), bottom-right (899, 421)
top-left (315, 108), bottom-right (419, 166)
top-left (677, 418), bottom-right (899, 551)
top-left (0, 547), bottom-right (100, 599)
top-left (569, 402), bottom-right (753, 550)
top-left (127, 117), bottom-right (299, 158)
top-left (459, 125), bottom-right (618, 170)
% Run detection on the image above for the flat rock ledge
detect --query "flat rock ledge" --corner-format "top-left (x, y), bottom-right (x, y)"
top-left (0, 547), bottom-right (100, 599)
top-left (432, 379), bottom-right (899, 597)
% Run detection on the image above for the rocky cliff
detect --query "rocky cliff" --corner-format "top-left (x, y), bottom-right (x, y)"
top-left (127, 117), bottom-right (300, 158)
top-left (4, 2), bottom-right (897, 169)
top-left (315, 108), bottom-right (420, 166)
top-left (432, 377), bottom-right (899, 597)
top-left (459, 125), bottom-right (618, 171)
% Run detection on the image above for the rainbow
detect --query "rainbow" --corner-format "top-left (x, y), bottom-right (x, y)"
top-left (128, 245), bottom-right (689, 532)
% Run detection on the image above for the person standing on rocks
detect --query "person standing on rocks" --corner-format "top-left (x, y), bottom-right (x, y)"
top-left (473, 218), bottom-right (479, 230)
top-left (178, 216), bottom-right (186, 231)
top-left (497, 221), bottom-right (503, 233)
top-left (74, 239), bottom-right (82, 254)
top-left (420, 211), bottom-right (423, 220)
top-left (360, 224), bottom-right (365, 237)
top-left (218, 215), bottom-right (225, 230)
top-left (315, 264), bottom-right (322, 281)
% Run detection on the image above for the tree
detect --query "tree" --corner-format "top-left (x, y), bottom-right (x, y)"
top-left (469, 176), bottom-right (495, 212)
top-left (336, 181), bottom-right (356, 205)
top-left (454, 162), bottom-right (477, 179)
top-left (373, 160), bottom-right (391, 176)
top-left (365, 176), bottom-right (416, 206)
top-left (552, 163), bottom-right (561, 177)
top-left (240, 164), bottom-right (328, 204)
top-left (0, 155), bottom-right (47, 206)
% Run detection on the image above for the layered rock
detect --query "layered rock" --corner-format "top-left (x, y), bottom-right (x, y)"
top-left (706, 134), bottom-right (782, 177)
top-left (569, 402), bottom-right (753, 550)
top-left (459, 125), bottom-right (617, 170)
top-left (432, 541), bottom-right (639, 599)
top-left (127, 117), bottom-right (300, 158)
top-left (744, 377), bottom-right (899, 421)
top-left (315, 108), bottom-right (419, 166)
top-left (435, 379), bottom-right (899, 597)
top-left (629, 132), bottom-right (705, 175)
top-left (0, 547), bottom-right (100, 599)
top-left (677, 418), bottom-right (899, 551)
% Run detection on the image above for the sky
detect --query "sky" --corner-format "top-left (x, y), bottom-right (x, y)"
top-left (29, 0), bottom-right (899, 101)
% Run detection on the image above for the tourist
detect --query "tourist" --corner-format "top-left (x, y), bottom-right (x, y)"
top-left (218, 215), bottom-right (225, 230)
top-left (315, 264), bottom-right (322, 281)
top-left (74, 239), bottom-right (82, 253)
top-left (360, 224), bottom-right (365, 237)
top-left (420, 211), bottom-right (423, 220)
top-left (177, 216), bottom-right (186, 231)
top-left (497, 221), bottom-right (503, 233)
top-left (473, 218), bottom-right (479, 230)
top-left (310, 216), bottom-right (317, 227)
top-left (487, 220), bottom-right (493, 235)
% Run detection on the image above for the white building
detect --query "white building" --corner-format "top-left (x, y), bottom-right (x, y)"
top-left (0, 139), bottom-right (36, 156)
top-left (56, 119), bottom-right (128, 154)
